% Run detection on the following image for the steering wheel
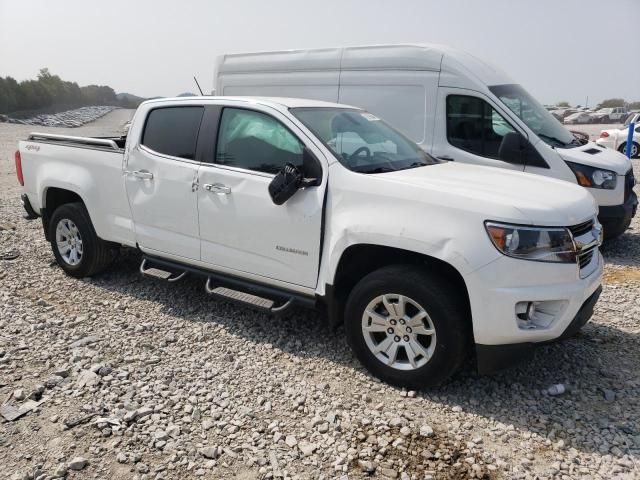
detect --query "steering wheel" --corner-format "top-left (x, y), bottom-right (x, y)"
top-left (350, 146), bottom-right (372, 160)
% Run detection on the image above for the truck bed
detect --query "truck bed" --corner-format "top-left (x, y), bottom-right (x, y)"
top-left (19, 132), bottom-right (135, 247)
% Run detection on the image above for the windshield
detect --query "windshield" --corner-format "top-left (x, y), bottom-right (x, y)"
top-left (290, 107), bottom-right (437, 173)
top-left (623, 113), bottom-right (638, 127)
top-left (489, 84), bottom-right (579, 148)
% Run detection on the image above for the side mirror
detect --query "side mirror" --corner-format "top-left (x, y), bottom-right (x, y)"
top-left (498, 132), bottom-right (549, 168)
top-left (268, 164), bottom-right (303, 205)
top-left (498, 132), bottom-right (527, 165)
top-left (302, 147), bottom-right (322, 186)
top-left (268, 148), bottom-right (323, 205)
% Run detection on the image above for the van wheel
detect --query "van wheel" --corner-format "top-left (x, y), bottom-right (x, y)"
top-left (49, 202), bottom-right (115, 278)
top-left (618, 142), bottom-right (639, 158)
top-left (344, 265), bottom-right (469, 389)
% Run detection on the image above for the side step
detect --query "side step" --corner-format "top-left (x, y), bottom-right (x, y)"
top-left (140, 258), bottom-right (187, 282)
top-left (205, 278), bottom-right (293, 314)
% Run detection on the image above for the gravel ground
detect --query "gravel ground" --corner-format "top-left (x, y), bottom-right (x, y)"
top-left (0, 111), bottom-right (638, 480)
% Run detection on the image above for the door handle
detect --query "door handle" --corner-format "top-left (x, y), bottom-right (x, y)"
top-left (125, 170), bottom-right (154, 180)
top-left (203, 183), bottom-right (231, 194)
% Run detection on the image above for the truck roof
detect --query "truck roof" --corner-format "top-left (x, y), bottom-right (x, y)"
top-left (141, 96), bottom-right (357, 110)
top-left (215, 43), bottom-right (513, 88)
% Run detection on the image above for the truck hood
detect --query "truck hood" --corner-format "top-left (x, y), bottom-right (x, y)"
top-left (378, 162), bottom-right (597, 227)
top-left (556, 144), bottom-right (631, 175)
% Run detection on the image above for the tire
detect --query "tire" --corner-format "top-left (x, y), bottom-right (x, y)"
top-left (618, 142), bottom-right (640, 159)
top-left (344, 265), bottom-right (470, 389)
top-left (48, 202), bottom-right (115, 278)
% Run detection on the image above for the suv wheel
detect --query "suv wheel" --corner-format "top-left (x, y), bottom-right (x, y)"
top-left (345, 265), bottom-right (469, 388)
top-left (618, 142), bottom-right (639, 159)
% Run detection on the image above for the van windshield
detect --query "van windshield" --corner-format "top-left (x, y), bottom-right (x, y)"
top-left (290, 107), bottom-right (437, 173)
top-left (489, 84), bottom-right (580, 149)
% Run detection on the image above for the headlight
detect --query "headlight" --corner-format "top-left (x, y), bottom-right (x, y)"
top-left (485, 222), bottom-right (576, 263)
top-left (565, 161), bottom-right (617, 189)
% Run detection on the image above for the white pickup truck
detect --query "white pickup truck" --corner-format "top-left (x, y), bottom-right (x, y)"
top-left (16, 97), bottom-right (603, 388)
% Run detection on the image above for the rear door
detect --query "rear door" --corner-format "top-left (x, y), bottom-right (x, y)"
top-left (196, 105), bottom-right (327, 288)
top-left (432, 88), bottom-right (525, 170)
top-left (124, 106), bottom-right (204, 260)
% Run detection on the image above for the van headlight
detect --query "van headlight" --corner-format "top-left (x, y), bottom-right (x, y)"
top-left (485, 222), bottom-right (576, 263)
top-left (565, 161), bottom-right (617, 189)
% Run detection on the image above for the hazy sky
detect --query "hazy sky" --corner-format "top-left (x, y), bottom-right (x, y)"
top-left (1, 0), bottom-right (638, 106)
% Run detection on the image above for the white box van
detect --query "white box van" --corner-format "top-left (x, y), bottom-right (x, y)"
top-left (215, 44), bottom-right (637, 240)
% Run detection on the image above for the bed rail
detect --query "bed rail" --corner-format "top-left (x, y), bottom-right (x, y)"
top-left (27, 132), bottom-right (120, 151)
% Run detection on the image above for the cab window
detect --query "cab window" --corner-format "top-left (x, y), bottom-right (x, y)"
top-left (446, 95), bottom-right (515, 159)
top-left (142, 107), bottom-right (204, 160)
top-left (215, 108), bottom-right (304, 174)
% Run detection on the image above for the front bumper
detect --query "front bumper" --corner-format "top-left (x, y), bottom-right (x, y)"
top-left (476, 285), bottom-right (602, 374)
top-left (598, 189), bottom-right (638, 240)
top-left (466, 249), bottom-right (603, 347)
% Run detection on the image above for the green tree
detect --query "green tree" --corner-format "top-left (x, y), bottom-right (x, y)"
top-left (597, 98), bottom-right (625, 109)
top-left (0, 69), bottom-right (143, 114)
top-left (556, 101), bottom-right (570, 108)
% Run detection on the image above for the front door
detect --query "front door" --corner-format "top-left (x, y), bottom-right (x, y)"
top-left (124, 106), bottom-right (204, 260)
top-left (432, 88), bottom-right (525, 171)
top-left (197, 106), bottom-right (326, 288)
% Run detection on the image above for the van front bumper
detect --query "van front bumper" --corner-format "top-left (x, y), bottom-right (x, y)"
top-left (598, 189), bottom-right (637, 240)
top-left (475, 285), bottom-right (602, 374)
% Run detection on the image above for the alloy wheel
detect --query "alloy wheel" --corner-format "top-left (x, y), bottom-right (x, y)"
top-left (361, 294), bottom-right (437, 370)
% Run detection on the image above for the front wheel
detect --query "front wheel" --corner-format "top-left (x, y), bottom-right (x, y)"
top-left (344, 265), bottom-right (470, 389)
top-left (49, 202), bottom-right (116, 278)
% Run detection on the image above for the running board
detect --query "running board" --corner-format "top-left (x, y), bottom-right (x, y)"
top-left (140, 258), bottom-right (187, 282)
top-left (205, 278), bottom-right (293, 314)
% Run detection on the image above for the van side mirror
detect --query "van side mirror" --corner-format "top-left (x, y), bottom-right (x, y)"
top-left (498, 132), bottom-right (527, 165)
top-left (268, 148), bottom-right (323, 205)
top-left (498, 132), bottom-right (549, 168)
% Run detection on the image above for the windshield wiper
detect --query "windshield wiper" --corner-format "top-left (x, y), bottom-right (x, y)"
top-left (538, 133), bottom-right (579, 148)
top-left (405, 161), bottom-right (430, 169)
top-left (360, 166), bottom-right (396, 174)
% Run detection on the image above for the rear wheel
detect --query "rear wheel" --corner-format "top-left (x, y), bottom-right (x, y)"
top-left (49, 202), bottom-right (116, 278)
top-left (344, 265), bottom-right (469, 389)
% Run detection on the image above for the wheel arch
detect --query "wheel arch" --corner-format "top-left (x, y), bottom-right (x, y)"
top-left (323, 243), bottom-right (472, 333)
top-left (42, 186), bottom-right (87, 241)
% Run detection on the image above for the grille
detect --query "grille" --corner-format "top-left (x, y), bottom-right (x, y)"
top-left (568, 219), bottom-right (594, 237)
top-left (578, 248), bottom-right (595, 269)
top-left (625, 169), bottom-right (636, 201)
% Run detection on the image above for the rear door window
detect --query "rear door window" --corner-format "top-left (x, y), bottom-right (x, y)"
top-left (142, 107), bottom-right (204, 160)
top-left (446, 95), bottom-right (515, 159)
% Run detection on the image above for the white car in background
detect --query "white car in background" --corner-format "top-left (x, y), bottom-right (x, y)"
top-left (597, 124), bottom-right (640, 158)
top-left (622, 112), bottom-right (640, 128)
top-left (593, 107), bottom-right (628, 123)
top-left (564, 112), bottom-right (593, 125)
